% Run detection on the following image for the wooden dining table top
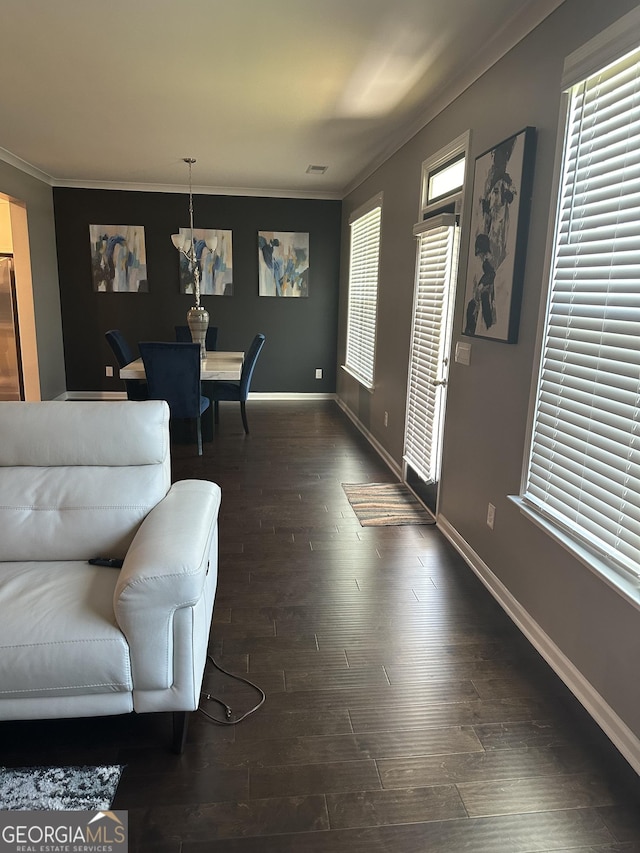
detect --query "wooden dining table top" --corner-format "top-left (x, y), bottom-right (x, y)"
top-left (119, 351), bottom-right (244, 381)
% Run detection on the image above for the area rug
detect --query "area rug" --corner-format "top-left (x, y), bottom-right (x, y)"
top-left (342, 482), bottom-right (435, 526)
top-left (0, 765), bottom-right (123, 810)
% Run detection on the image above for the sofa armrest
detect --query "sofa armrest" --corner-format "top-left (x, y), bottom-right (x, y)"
top-left (113, 479), bottom-right (221, 691)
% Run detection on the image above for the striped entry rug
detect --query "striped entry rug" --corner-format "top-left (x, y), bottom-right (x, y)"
top-left (342, 482), bottom-right (435, 526)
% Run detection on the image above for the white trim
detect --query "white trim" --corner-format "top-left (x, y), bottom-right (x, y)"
top-left (562, 5), bottom-right (640, 89)
top-left (348, 191), bottom-right (384, 225)
top-left (437, 513), bottom-right (640, 776)
top-left (58, 390), bottom-right (128, 401)
top-left (0, 0), bottom-right (564, 203)
top-left (343, 0), bottom-right (565, 197)
top-left (418, 130), bottom-right (471, 217)
top-left (509, 496), bottom-right (640, 611)
top-left (340, 363), bottom-right (375, 392)
top-left (0, 147), bottom-right (341, 200)
top-left (518, 92), bottom-right (570, 496)
top-left (335, 397), bottom-right (402, 480)
top-left (0, 147), bottom-right (53, 184)
top-left (413, 213), bottom-right (456, 237)
top-left (58, 390), bottom-right (335, 402)
top-left (52, 178), bottom-right (342, 201)
top-left (247, 392), bottom-right (336, 401)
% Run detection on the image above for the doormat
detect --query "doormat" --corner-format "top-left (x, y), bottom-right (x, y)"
top-left (342, 482), bottom-right (435, 526)
top-left (0, 765), bottom-right (123, 810)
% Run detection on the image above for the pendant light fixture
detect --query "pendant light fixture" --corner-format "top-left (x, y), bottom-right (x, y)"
top-left (171, 157), bottom-right (209, 358)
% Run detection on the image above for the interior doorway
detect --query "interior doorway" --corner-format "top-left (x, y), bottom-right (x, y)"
top-left (0, 195), bottom-right (40, 400)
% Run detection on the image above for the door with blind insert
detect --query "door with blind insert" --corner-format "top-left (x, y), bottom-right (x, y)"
top-left (403, 214), bottom-right (460, 514)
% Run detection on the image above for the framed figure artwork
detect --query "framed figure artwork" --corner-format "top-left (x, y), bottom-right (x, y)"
top-left (462, 126), bottom-right (536, 343)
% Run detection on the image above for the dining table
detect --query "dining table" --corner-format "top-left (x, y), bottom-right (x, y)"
top-left (119, 350), bottom-right (244, 382)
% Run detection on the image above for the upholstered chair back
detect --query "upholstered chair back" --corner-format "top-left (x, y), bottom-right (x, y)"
top-left (0, 401), bottom-right (171, 562)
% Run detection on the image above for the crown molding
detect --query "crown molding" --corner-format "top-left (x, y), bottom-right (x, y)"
top-left (51, 177), bottom-right (342, 201)
top-left (0, 148), bottom-right (342, 200)
top-left (0, 146), bottom-right (53, 185)
top-left (1, 0), bottom-right (565, 203)
top-left (343, 0), bottom-right (567, 197)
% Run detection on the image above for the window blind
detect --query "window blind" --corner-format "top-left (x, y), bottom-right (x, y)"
top-left (524, 47), bottom-right (640, 582)
top-left (345, 202), bottom-right (382, 388)
top-left (404, 215), bottom-right (458, 483)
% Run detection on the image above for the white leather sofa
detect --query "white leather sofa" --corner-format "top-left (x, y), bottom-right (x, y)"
top-left (0, 400), bottom-right (220, 751)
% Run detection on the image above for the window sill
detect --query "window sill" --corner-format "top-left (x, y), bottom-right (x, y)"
top-left (508, 495), bottom-right (640, 612)
top-left (341, 364), bottom-right (375, 392)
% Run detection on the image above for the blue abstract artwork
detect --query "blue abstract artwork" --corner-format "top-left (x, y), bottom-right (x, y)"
top-left (89, 224), bottom-right (148, 292)
top-left (258, 231), bottom-right (309, 297)
top-left (177, 228), bottom-right (233, 296)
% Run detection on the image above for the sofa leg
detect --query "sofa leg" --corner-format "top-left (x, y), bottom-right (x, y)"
top-left (172, 710), bottom-right (189, 754)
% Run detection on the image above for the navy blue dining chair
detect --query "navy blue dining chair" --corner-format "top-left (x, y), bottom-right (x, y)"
top-left (209, 333), bottom-right (265, 434)
top-left (138, 342), bottom-right (210, 455)
top-left (105, 329), bottom-right (148, 401)
top-left (175, 325), bottom-right (219, 351)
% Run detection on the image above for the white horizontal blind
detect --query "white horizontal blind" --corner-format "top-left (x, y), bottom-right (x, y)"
top-left (524, 47), bottom-right (640, 581)
top-left (345, 202), bottom-right (382, 388)
top-left (405, 216), bottom-right (458, 483)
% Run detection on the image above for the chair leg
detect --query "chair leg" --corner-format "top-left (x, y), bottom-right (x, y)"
top-left (240, 400), bottom-right (249, 434)
top-left (196, 416), bottom-right (203, 456)
top-left (214, 401), bottom-right (219, 424)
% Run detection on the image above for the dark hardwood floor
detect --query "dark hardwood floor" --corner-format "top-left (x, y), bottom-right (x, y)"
top-left (2, 401), bottom-right (640, 851)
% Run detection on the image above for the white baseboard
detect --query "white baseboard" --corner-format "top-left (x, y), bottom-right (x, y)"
top-left (57, 391), bottom-right (127, 401)
top-left (438, 513), bottom-right (640, 776)
top-left (248, 392), bottom-right (336, 400)
top-left (335, 397), bottom-right (402, 479)
top-left (57, 391), bottom-right (335, 402)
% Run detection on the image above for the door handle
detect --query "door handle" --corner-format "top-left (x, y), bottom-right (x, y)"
top-left (433, 379), bottom-right (447, 387)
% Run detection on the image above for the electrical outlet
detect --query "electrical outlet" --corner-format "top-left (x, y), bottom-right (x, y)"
top-left (487, 502), bottom-right (496, 529)
top-left (384, 411), bottom-right (388, 427)
top-left (105, 366), bottom-right (113, 377)
top-left (315, 368), bottom-right (322, 379)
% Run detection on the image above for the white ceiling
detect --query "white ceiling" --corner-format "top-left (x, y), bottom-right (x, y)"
top-left (0, 0), bottom-right (564, 198)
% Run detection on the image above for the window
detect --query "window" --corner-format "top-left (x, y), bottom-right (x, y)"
top-left (425, 155), bottom-right (465, 207)
top-left (521, 10), bottom-right (640, 589)
top-left (344, 193), bottom-right (383, 389)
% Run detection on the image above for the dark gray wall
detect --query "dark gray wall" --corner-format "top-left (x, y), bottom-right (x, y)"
top-left (0, 161), bottom-right (66, 399)
top-left (338, 0), bottom-right (640, 755)
top-left (53, 188), bottom-right (341, 394)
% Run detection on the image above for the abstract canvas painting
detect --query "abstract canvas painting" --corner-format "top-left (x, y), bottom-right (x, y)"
top-left (89, 225), bottom-right (148, 292)
top-left (462, 126), bottom-right (536, 343)
top-left (258, 231), bottom-right (309, 297)
top-left (177, 228), bottom-right (233, 296)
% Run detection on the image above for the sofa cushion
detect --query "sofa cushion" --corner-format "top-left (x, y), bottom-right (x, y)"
top-left (0, 401), bottom-right (171, 561)
top-left (0, 562), bottom-right (132, 700)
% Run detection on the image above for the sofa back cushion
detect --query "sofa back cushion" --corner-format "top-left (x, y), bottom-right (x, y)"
top-left (0, 401), bottom-right (171, 561)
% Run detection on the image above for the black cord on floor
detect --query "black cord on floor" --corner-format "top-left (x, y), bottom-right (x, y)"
top-left (198, 653), bottom-right (265, 725)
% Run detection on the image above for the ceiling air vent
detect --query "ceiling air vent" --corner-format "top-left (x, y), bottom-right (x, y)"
top-left (306, 164), bottom-right (328, 175)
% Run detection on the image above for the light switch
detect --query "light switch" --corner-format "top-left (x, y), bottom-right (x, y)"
top-left (455, 341), bottom-right (471, 365)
